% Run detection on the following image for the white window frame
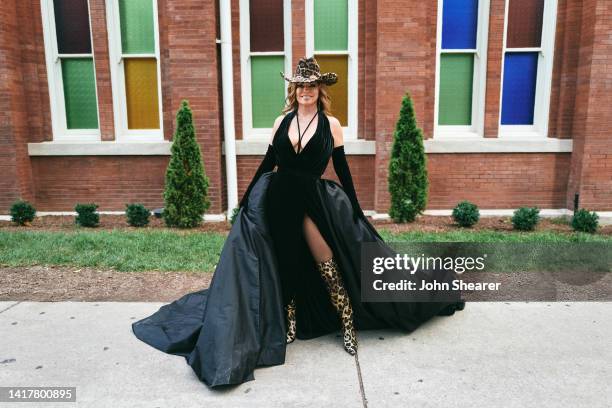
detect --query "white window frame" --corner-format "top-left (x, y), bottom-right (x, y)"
top-left (106, 0), bottom-right (164, 142)
top-left (498, 0), bottom-right (557, 138)
top-left (40, 0), bottom-right (101, 142)
top-left (239, 0), bottom-right (292, 140)
top-left (305, 0), bottom-right (358, 140)
top-left (434, 0), bottom-right (490, 139)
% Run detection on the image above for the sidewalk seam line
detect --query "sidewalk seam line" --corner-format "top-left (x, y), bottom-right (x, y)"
top-left (0, 301), bottom-right (23, 314)
top-left (355, 353), bottom-right (368, 408)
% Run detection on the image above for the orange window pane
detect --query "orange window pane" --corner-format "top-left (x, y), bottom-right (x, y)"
top-left (124, 58), bottom-right (159, 129)
top-left (314, 54), bottom-right (348, 126)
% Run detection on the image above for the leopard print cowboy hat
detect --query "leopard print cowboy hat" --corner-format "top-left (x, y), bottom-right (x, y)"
top-left (280, 56), bottom-right (338, 86)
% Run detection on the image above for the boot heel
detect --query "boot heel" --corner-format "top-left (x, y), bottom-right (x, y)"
top-left (286, 298), bottom-right (296, 344)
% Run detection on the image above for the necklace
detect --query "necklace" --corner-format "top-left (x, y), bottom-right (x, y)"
top-left (294, 109), bottom-right (319, 154)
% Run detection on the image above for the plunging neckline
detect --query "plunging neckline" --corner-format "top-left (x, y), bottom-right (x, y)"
top-left (287, 110), bottom-right (321, 156)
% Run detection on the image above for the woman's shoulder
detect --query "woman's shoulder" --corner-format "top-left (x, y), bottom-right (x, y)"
top-left (324, 114), bottom-right (343, 146)
top-left (324, 114), bottom-right (341, 128)
top-left (268, 114), bottom-right (289, 144)
top-left (273, 114), bottom-right (286, 126)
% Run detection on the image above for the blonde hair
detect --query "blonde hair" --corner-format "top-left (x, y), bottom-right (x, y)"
top-left (281, 82), bottom-right (333, 116)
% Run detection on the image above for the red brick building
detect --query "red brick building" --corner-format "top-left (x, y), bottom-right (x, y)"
top-left (1, 0), bottom-right (611, 218)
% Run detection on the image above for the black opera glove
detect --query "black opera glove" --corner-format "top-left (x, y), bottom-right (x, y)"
top-left (239, 144), bottom-right (276, 210)
top-left (332, 145), bottom-right (366, 223)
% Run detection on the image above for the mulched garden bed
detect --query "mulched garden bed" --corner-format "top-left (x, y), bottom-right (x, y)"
top-left (369, 215), bottom-right (612, 234)
top-left (1, 214), bottom-right (610, 234)
top-left (0, 214), bottom-right (230, 233)
top-left (0, 265), bottom-right (212, 302)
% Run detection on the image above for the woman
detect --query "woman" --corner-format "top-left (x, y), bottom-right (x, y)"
top-left (132, 56), bottom-right (464, 388)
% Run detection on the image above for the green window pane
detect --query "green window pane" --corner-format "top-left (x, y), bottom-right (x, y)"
top-left (61, 58), bottom-right (98, 129)
top-left (438, 53), bottom-right (474, 125)
top-left (119, 0), bottom-right (155, 54)
top-left (251, 56), bottom-right (285, 128)
top-left (314, 0), bottom-right (348, 51)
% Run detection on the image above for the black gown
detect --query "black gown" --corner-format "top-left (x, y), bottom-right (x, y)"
top-left (132, 110), bottom-right (464, 388)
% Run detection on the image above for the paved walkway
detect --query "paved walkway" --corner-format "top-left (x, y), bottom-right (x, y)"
top-left (1, 301), bottom-right (610, 407)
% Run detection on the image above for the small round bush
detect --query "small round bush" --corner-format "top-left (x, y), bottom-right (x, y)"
top-left (126, 203), bottom-right (151, 227)
top-left (75, 203), bottom-right (99, 227)
top-left (571, 209), bottom-right (598, 233)
top-left (10, 200), bottom-right (36, 226)
top-left (452, 201), bottom-right (480, 227)
top-left (512, 207), bottom-right (540, 231)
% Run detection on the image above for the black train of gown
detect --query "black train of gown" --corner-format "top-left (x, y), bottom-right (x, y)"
top-left (132, 110), bottom-right (464, 388)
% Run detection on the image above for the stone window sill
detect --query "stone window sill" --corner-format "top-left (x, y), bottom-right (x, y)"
top-left (28, 141), bottom-right (172, 156)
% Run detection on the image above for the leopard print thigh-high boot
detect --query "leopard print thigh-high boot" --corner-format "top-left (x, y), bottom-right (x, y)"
top-left (316, 257), bottom-right (358, 355)
top-left (286, 298), bottom-right (296, 344)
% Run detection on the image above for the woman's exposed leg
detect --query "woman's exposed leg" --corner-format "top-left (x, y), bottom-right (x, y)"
top-left (303, 215), bottom-right (333, 263)
top-left (303, 214), bottom-right (357, 355)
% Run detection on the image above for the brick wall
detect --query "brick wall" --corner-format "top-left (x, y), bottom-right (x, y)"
top-left (231, 0), bottom-right (243, 140)
top-left (360, 0), bottom-right (378, 141)
top-left (89, 0), bottom-right (114, 141)
top-left (427, 154), bottom-right (571, 209)
top-left (483, 0), bottom-right (505, 138)
top-left (0, 0), bottom-right (36, 209)
top-left (31, 156), bottom-right (168, 211)
top-left (548, 0), bottom-right (581, 139)
top-left (566, 0), bottom-right (612, 210)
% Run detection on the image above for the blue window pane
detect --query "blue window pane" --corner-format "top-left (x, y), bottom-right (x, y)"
top-left (501, 52), bottom-right (538, 125)
top-left (442, 0), bottom-right (478, 49)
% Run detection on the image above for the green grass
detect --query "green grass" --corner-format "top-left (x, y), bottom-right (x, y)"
top-left (0, 230), bottom-right (226, 273)
top-left (0, 228), bottom-right (609, 272)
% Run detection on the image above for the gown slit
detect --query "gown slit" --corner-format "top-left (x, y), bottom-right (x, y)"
top-left (131, 108), bottom-right (464, 388)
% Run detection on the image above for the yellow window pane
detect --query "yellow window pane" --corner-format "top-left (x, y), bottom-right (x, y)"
top-left (314, 54), bottom-right (348, 126)
top-left (124, 58), bottom-right (159, 129)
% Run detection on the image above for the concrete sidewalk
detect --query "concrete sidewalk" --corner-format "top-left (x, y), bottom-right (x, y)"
top-left (1, 301), bottom-right (610, 408)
